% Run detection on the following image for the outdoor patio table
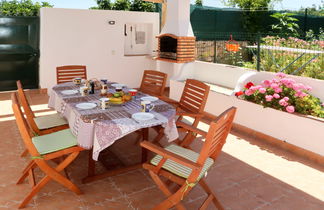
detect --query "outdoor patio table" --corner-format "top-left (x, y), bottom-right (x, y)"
top-left (48, 82), bottom-right (179, 182)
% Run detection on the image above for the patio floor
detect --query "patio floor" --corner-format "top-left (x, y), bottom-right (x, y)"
top-left (0, 90), bottom-right (323, 210)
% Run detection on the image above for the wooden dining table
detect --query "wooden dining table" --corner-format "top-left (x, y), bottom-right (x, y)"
top-left (48, 81), bottom-right (179, 183)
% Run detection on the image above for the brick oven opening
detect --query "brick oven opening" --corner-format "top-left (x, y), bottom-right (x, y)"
top-left (159, 36), bottom-right (177, 60)
top-left (156, 33), bottom-right (195, 63)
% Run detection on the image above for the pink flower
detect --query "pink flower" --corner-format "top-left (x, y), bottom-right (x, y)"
top-left (259, 88), bottom-right (266, 94)
top-left (286, 106), bottom-right (295, 113)
top-left (271, 78), bottom-right (279, 83)
top-left (274, 88), bottom-right (282, 93)
top-left (245, 89), bottom-right (254, 96)
top-left (271, 83), bottom-right (279, 89)
top-left (265, 95), bottom-right (273, 102)
top-left (294, 90), bottom-right (308, 98)
top-left (275, 72), bottom-right (286, 78)
top-left (262, 80), bottom-right (271, 87)
top-left (292, 83), bottom-right (300, 91)
top-left (305, 85), bottom-right (312, 91)
top-left (279, 99), bottom-right (288, 106)
top-left (283, 97), bottom-right (289, 101)
top-left (273, 93), bottom-right (280, 99)
top-left (322, 102), bottom-right (324, 107)
top-left (250, 85), bottom-right (262, 91)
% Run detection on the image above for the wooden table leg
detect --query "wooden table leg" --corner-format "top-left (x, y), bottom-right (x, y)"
top-left (142, 128), bottom-right (149, 163)
top-left (87, 149), bottom-right (96, 177)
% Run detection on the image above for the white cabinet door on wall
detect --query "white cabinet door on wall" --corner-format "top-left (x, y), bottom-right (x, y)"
top-left (124, 23), bottom-right (153, 56)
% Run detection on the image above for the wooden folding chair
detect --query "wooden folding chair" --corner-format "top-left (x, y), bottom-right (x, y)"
top-left (16, 80), bottom-right (69, 137)
top-left (139, 70), bottom-right (167, 97)
top-left (155, 79), bottom-right (210, 147)
top-left (141, 107), bottom-right (237, 210)
top-left (56, 65), bottom-right (87, 84)
top-left (11, 93), bottom-right (84, 209)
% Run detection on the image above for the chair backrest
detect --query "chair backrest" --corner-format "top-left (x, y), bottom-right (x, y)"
top-left (139, 70), bottom-right (167, 97)
top-left (56, 65), bottom-right (87, 84)
top-left (16, 80), bottom-right (40, 134)
top-left (178, 79), bottom-right (210, 114)
top-left (198, 107), bottom-right (237, 164)
top-left (11, 93), bottom-right (41, 158)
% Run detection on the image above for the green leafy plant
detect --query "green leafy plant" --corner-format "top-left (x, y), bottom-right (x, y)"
top-left (0, 0), bottom-right (53, 16)
top-left (130, 0), bottom-right (155, 12)
top-left (113, 0), bottom-right (131, 10)
top-left (195, 0), bottom-right (203, 6)
top-left (91, 0), bottom-right (155, 12)
top-left (91, 0), bottom-right (113, 10)
top-left (270, 12), bottom-right (300, 37)
top-left (235, 73), bottom-right (324, 118)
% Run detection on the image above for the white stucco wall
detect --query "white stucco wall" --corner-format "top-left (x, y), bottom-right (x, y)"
top-left (39, 8), bottom-right (159, 90)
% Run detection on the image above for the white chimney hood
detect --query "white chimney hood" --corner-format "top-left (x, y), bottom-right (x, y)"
top-left (160, 0), bottom-right (194, 37)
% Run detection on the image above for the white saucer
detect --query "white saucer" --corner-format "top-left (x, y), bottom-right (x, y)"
top-left (61, 90), bottom-right (78, 95)
top-left (76, 103), bottom-right (97, 110)
top-left (111, 83), bottom-right (126, 88)
top-left (132, 112), bottom-right (154, 121)
top-left (140, 96), bottom-right (158, 102)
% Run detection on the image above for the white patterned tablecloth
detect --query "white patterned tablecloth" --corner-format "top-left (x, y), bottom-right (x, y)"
top-left (48, 82), bottom-right (179, 160)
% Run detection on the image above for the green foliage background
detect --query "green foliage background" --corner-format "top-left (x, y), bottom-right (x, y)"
top-left (0, 0), bottom-right (53, 16)
top-left (91, 0), bottom-right (155, 12)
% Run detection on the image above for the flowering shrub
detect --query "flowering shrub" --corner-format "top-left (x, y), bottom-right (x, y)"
top-left (235, 73), bottom-right (324, 118)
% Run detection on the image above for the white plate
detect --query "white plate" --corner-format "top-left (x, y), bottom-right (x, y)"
top-left (61, 90), bottom-right (78, 95)
top-left (140, 96), bottom-right (158, 102)
top-left (76, 103), bottom-right (97, 110)
top-left (111, 83), bottom-right (126, 88)
top-left (132, 112), bottom-right (154, 121)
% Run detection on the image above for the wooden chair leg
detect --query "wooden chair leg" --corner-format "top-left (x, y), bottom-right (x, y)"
top-left (154, 181), bottom-right (194, 210)
top-left (17, 161), bottom-right (37, 185)
top-left (19, 152), bottom-right (82, 209)
top-left (179, 132), bottom-right (197, 148)
top-left (28, 169), bottom-right (35, 187)
top-left (149, 171), bottom-right (185, 210)
top-left (20, 149), bottom-right (28, 157)
top-left (199, 179), bottom-right (224, 210)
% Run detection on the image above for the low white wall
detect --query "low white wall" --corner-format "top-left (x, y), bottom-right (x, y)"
top-left (192, 61), bottom-right (252, 89)
top-left (179, 61), bottom-right (324, 101)
top-left (170, 79), bottom-right (324, 156)
top-left (40, 8), bottom-right (159, 90)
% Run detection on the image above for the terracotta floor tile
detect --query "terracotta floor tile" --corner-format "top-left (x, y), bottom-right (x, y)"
top-left (110, 170), bottom-right (154, 196)
top-left (128, 187), bottom-right (165, 209)
top-left (216, 185), bottom-right (267, 210)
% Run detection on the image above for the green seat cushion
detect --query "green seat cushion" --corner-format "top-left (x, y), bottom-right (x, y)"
top-left (150, 144), bottom-right (214, 180)
top-left (32, 129), bottom-right (77, 155)
top-left (34, 113), bottom-right (67, 130)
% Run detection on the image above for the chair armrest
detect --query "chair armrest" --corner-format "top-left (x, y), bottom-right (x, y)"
top-left (176, 121), bottom-right (207, 137)
top-left (176, 111), bottom-right (203, 118)
top-left (159, 96), bottom-right (180, 106)
top-left (140, 141), bottom-right (201, 170)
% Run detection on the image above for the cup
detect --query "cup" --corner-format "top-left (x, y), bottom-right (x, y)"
top-left (141, 100), bottom-right (154, 113)
top-left (80, 86), bottom-right (89, 96)
top-left (115, 85), bottom-right (123, 92)
top-left (73, 78), bottom-right (82, 85)
top-left (100, 84), bottom-right (108, 95)
top-left (100, 98), bottom-right (110, 110)
top-left (129, 89), bottom-right (138, 96)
